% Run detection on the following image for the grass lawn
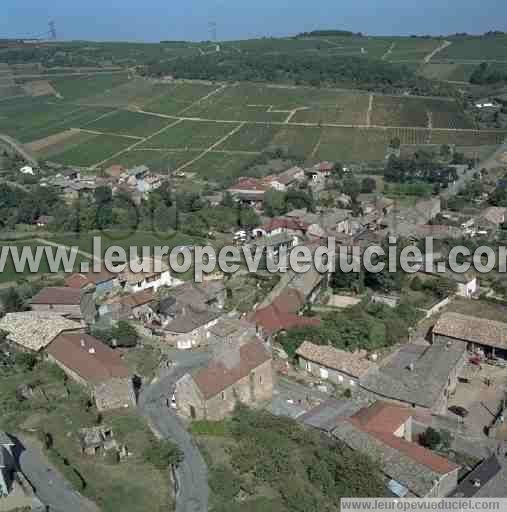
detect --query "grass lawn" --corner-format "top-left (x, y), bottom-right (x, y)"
top-left (0, 358), bottom-right (172, 512)
top-left (0, 240), bottom-right (90, 284)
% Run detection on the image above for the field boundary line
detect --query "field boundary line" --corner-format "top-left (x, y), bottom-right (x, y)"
top-left (80, 108), bottom-right (121, 127)
top-left (424, 40), bottom-right (452, 64)
top-left (35, 238), bottom-right (100, 263)
top-left (382, 42), bottom-right (395, 61)
top-left (77, 128), bottom-right (144, 140)
top-left (177, 83), bottom-right (229, 116)
top-left (91, 118), bottom-right (184, 169)
top-left (366, 94), bottom-right (374, 127)
top-left (172, 122), bottom-right (246, 172)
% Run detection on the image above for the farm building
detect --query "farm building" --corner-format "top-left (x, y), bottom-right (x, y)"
top-left (433, 312), bottom-right (507, 360)
top-left (360, 341), bottom-right (467, 415)
top-left (45, 332), bottom-right (136, 411)
top-left (30, 286), bottom-right (96, 323)
top-left (174, 339), bottom-right (273, 421)
top-left (333, 402), bottom-right (459, 497)
top-left (295, 341), bottom-right (377, 388)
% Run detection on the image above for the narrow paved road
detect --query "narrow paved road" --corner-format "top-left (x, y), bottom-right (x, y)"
top-left (138, 350), bottom-right (210, 512)
top-left (16, 436), bottom-right (99, 512)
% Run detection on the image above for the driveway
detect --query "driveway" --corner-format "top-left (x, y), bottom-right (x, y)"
top-left (138, 350), bottom-right (210, 512)
top-left (15, 436), bottom-right (99, 512)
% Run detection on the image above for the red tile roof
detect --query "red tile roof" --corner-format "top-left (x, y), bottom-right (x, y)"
top-left (30, 287), bottom-right (82, 305)
top-left (46, 332), bottom-right (130, 384)
top-left (253, 303), bottom-right (320, 335)
top-left (228, 178), bottom-right (268, 192)
top-left (192, 340), bottom-right (271, 399)
top-left (346, 402), bottom-right (459, 475)
top-left (261, 217), bottom-right (309, 233)
top-left (64, 268), bottom-right (115, 289)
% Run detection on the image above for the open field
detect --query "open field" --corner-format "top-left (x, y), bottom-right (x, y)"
top-left (84, 110), bottom-right (172, 137)
top-left (142, 119), bottom-right (239, 149)
top-left (420, 63), bottom-right (479, 82)
top-left (48, 134), bottom-right (134, 166)
top-left (0, 97), bottom-right (113, 142)
top-left (436, 36), bottom-right (507, 61)
top-left (143, 82), bottom-right (219, 115)
top-left (387, 38), bottom-right (442, 62)
top-left (314, 126), bottom-right (390, 162)
top-left (183, 151), bottom-right (258, 182)
top-left (0, 240), bottom-right (90, 283)
top-left (50, 72), bottom-right (131, 101)
top-left (28, 129), bottom-right (96, 160)
top-left (217, 124), bottom-right (280, 151)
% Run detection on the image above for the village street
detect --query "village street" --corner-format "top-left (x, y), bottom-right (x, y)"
top-left (137, 349), bottom-right (210, 512)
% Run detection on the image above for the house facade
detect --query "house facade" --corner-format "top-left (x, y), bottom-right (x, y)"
top-left (296, 341), bottom-right (377, 388)
top-left (333, 402), bottom-right (460, 497)
top-left (119, 257), bottom-right (173, 293)
top-left (30, 286), bottom-right (96, 323)
top-left (175, 340), bottom-right (273, 420)
top-left (45, 332), bottom-right (136, 412)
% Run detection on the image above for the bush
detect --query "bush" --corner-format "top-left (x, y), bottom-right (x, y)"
top-left (419, 427), bottom-right (441, 450)
top-left (209, 465), bottom-right (242, 501)
top-left (143, 439), bottom-right (183, 469)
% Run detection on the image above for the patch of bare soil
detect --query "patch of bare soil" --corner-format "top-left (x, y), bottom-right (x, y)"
top-left (26, 129), bottom-right (78, 153)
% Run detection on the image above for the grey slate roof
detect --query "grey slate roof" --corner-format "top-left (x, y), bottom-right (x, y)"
top-left (333, 420), bottom-right (442, 497)
top-left (360, 341), bottom-right (466, 409)
top-left (164, 306), bottom-right (222, 334)
top-left (298, 399), bottom-right (362, 432)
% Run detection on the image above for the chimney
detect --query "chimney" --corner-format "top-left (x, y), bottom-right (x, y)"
top-left (88, 347), bottom-right (96, 355)
top-left (473, 479), bottom-right (481, 488)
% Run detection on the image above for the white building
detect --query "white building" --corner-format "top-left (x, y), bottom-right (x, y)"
top-left (119, 257), bottom-right (174, 293)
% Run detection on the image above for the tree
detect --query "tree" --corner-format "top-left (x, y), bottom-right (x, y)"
top-left (361, 177), bottom-right (377, 194)
top-left (342, 177), bottom-right (361, 201)
top-left (419, 427), bottom-right (441, 450)
top-left (112, 321), bottom-right (138, 348)
top-left (263, 189), bottom-right (286, 217)
top-left (433, 277), bottom-right (458, 298)
top-left (143, 439), bottom-right (183, 469)
top-left (3, 287), bottom-right (23, 312)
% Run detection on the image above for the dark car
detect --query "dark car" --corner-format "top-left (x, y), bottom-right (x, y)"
top-left (449, 405), bottom-right (469, 417)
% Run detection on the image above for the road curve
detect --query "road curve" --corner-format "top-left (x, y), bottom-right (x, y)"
top-left (138, 352), bottom-right (210, 512)
top-left (15, 436), bottom-right (99, 512)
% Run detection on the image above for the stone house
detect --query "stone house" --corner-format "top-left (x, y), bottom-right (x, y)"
top-left (333, 401), bottom-right (460, 497)
top-left (175, 339), bottom-right (273, 421)
top-left (207, 317), bottom-right (258, 347)
top-left (433, 312), bottom-right (507, 360)
top-left (65, 268), bottom-right (118, 296)
top-left (155, 281), bottom-right (226, 326)
top-left (118, 257), bottom-right (173, 293)
top-left (30, 286), bottom-right (96, 324)
top-left (0, 432), bottom-right (15, 498)
top-left (45, 332), bottom-right (136, 411)
top-left (360, 341), bottom-right (467, 415)
top-left (98, 289), bottom-right (156, 325)
top-left (163, 306), bottom-right (222, 350)
top-left (295, 341), bottom-right (377, 388)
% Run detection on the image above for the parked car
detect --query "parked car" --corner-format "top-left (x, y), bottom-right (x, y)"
top-left (449, 405), bottom-right (469, 417)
